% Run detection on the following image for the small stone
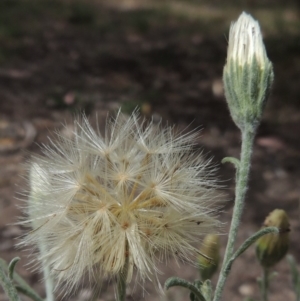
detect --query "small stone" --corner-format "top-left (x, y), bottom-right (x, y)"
top-left (239, 284), bottom-right (254, 296)
top-left (212, 78), bottom-right (223, 98)
top-left (64, 92), bottom-right (76, 105)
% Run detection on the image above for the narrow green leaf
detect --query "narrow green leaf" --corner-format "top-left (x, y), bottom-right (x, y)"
top-left (221, 157), bottom-right (240, 170)
top-left (0, 258), bottom-right (44, 301)
top-left (0, 264), bottom-right (20, 301)
top-left (8, 258), bottom-right (20, 281)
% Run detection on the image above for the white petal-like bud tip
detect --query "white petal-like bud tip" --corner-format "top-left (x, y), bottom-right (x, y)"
top-left (227, 12), bottom-right (268, 67)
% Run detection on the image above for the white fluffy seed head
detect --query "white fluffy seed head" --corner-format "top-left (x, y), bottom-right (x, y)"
top-left (20, 111), bottom-right (221, 294)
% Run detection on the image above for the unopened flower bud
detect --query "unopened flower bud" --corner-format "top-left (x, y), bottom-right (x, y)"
top-left (199, 234), bottom-right (220, 280)
top-left (223, 12), bottom-right (274, 132)
top-left (256, 209), bottom-right (290, 268)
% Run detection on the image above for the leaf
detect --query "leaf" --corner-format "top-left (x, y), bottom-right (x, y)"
top-left (0, 263), bottom-right (20, 301)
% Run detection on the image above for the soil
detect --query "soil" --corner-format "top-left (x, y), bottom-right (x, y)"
top-left (0, 1), bottom-right (300, 301)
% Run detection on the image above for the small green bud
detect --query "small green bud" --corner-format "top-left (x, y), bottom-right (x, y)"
top-left (199, 234), bottom-right (220, 281)
top-left (200, 280), bottom-right (213, 301)
top-left (256, 209), bottom-right (290, 268)
top-left (223, 12), bottom-right (274, 132)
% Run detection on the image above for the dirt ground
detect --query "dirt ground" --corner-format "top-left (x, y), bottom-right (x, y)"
top-left (0, 1), bottom-right (300, 301)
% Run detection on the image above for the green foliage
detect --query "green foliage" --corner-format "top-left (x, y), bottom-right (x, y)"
top-left (0, 258), bottom-right (43, 301)
top-left (0, 260), bottom-right (20, 301)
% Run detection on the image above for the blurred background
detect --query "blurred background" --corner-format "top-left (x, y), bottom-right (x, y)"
top-left (0, 0), bottom-right (300, 300)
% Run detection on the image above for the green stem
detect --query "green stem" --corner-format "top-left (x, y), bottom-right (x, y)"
top-left (261, 268), bottom-right (269, 301)
top-left (116, 257), bottom-right (129, 301)
top-left (38, 239), bottom-right (54, 301)
top-left (213, 128), bottom-right (255, 301)
top-left (165, 277), bottom-right (206, 301)
top-left (286, 255), bottom-right (300, 301)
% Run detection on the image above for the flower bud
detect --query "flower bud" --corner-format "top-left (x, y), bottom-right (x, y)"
top-left (223, 12), bottom-right (274, 132)
top-left (199, 234), bottom-right (220, 281)
top-left (256, 209), bottom-right (290, 268)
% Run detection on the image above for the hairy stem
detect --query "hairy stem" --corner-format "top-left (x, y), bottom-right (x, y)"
top-left (38, 239), bottom-right (54, 301)
top-left (213, 128), bottom-right (255, 301)
top-left (261, 268), bottom-right (269, 301)
top-left (29, 188), bottom-right (54, 301)
top-left (165, 277), bottom-right (206, 301)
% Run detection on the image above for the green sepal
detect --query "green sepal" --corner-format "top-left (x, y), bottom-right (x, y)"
top-left (223, 57), bottom-right (273, 132)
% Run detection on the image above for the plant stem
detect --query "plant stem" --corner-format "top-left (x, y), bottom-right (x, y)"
top-left (116, 256), bottom-right (129, 301)
top-left (261, 268), bottom-right (269, 301)
top-left (38, 239), bottom-right (54, 301)
top-left (213, 128), bottom-right (255, 301)
top-left (165, 277), bottom-right (206, 301)
top-left (29, 190), bottom-right (54, 301)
